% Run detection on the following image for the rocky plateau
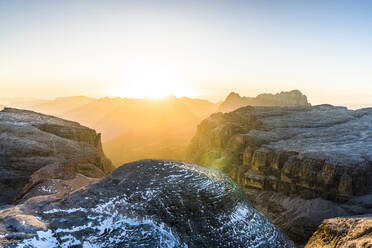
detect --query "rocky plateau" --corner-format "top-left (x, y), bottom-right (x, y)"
top-left (187, 104), bottom-right (372, 245)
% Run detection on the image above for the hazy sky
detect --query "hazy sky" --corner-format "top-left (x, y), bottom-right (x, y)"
top-left (1, 0), bottom-right (372, 107)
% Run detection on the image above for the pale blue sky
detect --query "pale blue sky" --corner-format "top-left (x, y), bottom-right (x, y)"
top-left (0, 0), bottom-right (371, 107)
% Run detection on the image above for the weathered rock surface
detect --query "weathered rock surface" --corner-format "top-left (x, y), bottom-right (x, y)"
top-left (0, 108), bottom-right (114, 205)
top-left (1, 160), bottom-right (294, 247)
top-left (187, 105), bottom-right (372, 244)
top-left (306, 214), bottom-right (372, 247)
top-left (218, 90), bottom-right (310, 113)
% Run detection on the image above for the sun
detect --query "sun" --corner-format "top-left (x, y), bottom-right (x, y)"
top-left (126, 81), bottom-right (181, 99)
top-left (113, 57), bottom-right (194, 99)
top-left (121, 79), bottom-right (191, 99)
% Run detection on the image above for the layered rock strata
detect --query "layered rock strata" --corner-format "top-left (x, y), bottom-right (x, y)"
top-left (306, 214), bottom-right (372, 247)
top-left (187, 105), bottom-right (372, 243)
top-left (0, 108), bottom-right (114, 205)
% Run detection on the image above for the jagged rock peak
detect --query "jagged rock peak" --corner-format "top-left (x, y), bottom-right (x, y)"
top-left (218, 89), bottom-right (310, 113)
top-left (225, 91), bottom-right (241, 100)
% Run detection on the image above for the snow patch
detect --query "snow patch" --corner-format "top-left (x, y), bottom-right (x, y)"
top-left (18, 196), bottom-right (186, 248)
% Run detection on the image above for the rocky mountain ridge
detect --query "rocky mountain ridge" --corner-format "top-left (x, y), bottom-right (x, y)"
top-left (187, 104), bottom-right (372, 245)
top-left (218, 90), bottom-right (310, 113)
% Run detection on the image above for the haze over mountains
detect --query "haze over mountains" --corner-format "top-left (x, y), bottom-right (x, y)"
top-left (0, 97), bottom-right (49, 110)
top-left (1, 90), bottom-right (372, 246)
top-left (218, 90), bottom-right (310, 113)
top-left (0, 108), bottom-right (294, 247)
top-left (1, 90), bottom-right (310, 166)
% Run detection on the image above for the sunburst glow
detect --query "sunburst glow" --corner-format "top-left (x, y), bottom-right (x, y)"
top-left (112, 56), bottom-right (194, 99)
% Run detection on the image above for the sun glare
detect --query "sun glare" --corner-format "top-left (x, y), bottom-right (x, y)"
top-left (113, 80), bottom-right (193, 99)
top-left (125, 80), bottom-right (185, 99)
top-left (112, 56), bottom-right (194, 99)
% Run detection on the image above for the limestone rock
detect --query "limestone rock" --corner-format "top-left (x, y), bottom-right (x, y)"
top-left (187, 105), bottom-right (372, 244)
top-left (244, 189), bottom-right (350, 244)
top-left (306, 214), bottom-right (372, 247)
top-left (0, 108), bottom-right (114, 205)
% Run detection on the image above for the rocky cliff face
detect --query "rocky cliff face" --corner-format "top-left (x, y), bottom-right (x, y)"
top-left (218, 90), bottom-right (310, 113)
top-left (187, 105), bottom-right (372, 244)
top-left (0, 108), bottom-right (114, 205)
top-left (1, 160), bottom-right (294, 247)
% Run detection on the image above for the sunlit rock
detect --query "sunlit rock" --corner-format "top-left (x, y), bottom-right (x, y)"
top-left (187, 105), bottom-right (372, 244)
top-left (218, 90), bottom-right (310, 113)
top-left (306, 214), bottom-right (372, 247)
top-left (0, 107), bottom-right (114, 205)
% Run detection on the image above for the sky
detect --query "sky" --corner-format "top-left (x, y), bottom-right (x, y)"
top-left (1, 0), bottom-right (372, 107)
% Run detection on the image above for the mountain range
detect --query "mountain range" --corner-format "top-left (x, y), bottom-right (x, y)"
top-left (1, 90), bottom-right (309, 166)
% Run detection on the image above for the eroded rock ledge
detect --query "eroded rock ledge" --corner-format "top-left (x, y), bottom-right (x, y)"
top-left (0, 108), bottom-right (114, 205)
top-left (187, 105), bottom-right (372, 243)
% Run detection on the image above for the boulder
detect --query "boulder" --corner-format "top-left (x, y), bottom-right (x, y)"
top-left (1, 160), bottom-right (294, 247)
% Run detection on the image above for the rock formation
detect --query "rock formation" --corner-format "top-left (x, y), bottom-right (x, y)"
top-left (0, 107), bottom-right (114, 205)
top-left (187, 105), bottom-right (372, 244)
top-left (306, 214), bottom-right (372, 247)
top-left (0, 108), bottom-right (294, 247)
top-left (218, 90), bottom-right (310, 113)
top-left (1, 160), bottom-right (294, 247)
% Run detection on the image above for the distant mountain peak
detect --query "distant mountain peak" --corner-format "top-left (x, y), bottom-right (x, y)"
top-left (225, 92), bottom-right (241, 100)
top-left (218, 89), bottom-right (310, 113)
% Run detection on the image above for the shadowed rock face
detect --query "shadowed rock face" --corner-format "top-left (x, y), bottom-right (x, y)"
top-left (0, 108), bottom-right (114, 205)
top-left (2, 160), bottom-right (294, 248)
top-left (218, 90), bottom-right (310, 113)
top-left (187, 105), bottom-right (372, 243)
